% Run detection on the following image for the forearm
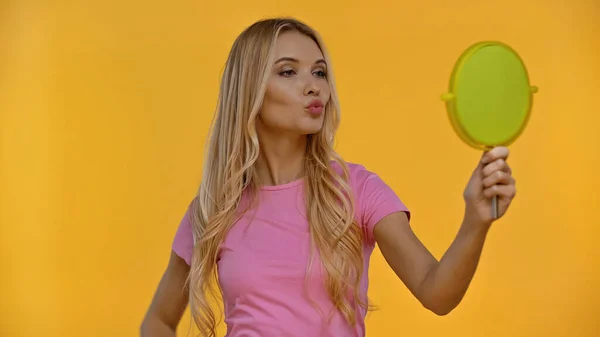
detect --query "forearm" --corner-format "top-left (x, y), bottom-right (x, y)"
top-left (419, 217), bottom-right (490, 315)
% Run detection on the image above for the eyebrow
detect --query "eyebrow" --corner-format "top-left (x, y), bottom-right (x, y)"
top-left (274, 57), bottom-right (327, 66)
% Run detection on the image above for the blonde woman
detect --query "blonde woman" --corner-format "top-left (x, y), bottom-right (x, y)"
top-left (141, 17), bottom-right (516, 337)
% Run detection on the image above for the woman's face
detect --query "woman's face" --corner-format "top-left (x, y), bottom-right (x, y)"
top-left (258, 30), bottom-right (330, 136)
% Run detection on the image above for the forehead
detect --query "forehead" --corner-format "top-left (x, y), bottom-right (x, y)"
top-left (273, 30), bottom-right (324, 61)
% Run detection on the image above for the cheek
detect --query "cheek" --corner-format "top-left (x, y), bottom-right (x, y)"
top-left (321, 82), bottom-right (331, 101)
top-left (265, 82), bottom-right (296, 107)
top-left (260, 81), bottom-right (298, 125)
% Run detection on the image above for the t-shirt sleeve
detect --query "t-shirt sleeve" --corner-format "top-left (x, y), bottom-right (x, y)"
top-left (353, 166), bottom-right (410, 243)
top-left (171, 201), bottom-right (194, 266)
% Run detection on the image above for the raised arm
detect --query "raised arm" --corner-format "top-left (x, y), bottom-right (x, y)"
top-left (374, 147), bottom-right (515, 315)
top-left (374, 211), bottom-right (489, 315)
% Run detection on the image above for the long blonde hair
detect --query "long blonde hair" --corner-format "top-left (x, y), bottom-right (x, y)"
top-left (188, 17), bottom-right (367, 336)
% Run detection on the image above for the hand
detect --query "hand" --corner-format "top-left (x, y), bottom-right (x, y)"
top-left (463, 146), bottom-right (517, 227)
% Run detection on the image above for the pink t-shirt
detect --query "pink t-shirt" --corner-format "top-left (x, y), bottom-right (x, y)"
top-left (172, 162), bottom-right (410, 337)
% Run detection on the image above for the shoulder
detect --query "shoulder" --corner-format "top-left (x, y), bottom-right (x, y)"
top-left (330, 160), bottom-right (374, 182)
top-left (330, 160), bottom-right (385, 193)
top-left (331, 160), bottom-right (411, 242)
top-left (171, 197), bottom-right (196, 266)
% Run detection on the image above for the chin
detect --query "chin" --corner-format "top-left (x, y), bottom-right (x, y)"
top-left (303, 129), bottom-right (322, 136)
top-left (299, 121), bottom-right (324, 135)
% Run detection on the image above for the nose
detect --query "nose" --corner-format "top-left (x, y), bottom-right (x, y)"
top-left (303, 78), bottom-right (321, 96)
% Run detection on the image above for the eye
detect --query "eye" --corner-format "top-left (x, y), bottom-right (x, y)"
top-left (279, 69), bottom-right (296, 77)
top-left (314, 70), bottom-right (327, 78)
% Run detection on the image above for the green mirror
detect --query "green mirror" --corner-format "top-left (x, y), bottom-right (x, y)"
top-left (442, 41), bottom-right (538, 218)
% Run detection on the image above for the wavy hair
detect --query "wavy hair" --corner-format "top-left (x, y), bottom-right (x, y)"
top-left (188, 17), bottom-right (368, 336)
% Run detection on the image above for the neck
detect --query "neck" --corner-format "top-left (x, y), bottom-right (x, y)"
top-left (255, 129), bottom-right (307, 187)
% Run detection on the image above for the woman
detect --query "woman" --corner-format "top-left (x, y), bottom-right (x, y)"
top-left (141, 17), bottom-right (516, 337)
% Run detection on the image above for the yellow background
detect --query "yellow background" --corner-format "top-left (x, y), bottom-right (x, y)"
top-left (1, 0), bottom-right (598, 336)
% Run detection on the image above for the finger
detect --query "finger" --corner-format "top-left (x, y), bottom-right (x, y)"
top-left (481, 146), bottom-right (509, 165)
top-left (482, 170), bottom-right (514, 188)
top-left (483, 184), bottom-right (517, 199)
top-left (483, 158), bottom-right (512, 177)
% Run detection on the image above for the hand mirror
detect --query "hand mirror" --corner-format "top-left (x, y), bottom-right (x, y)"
top-left (441, 41), bottom-right (538, 219)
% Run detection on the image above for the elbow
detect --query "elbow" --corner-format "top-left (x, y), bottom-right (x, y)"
top-left (140, 314), bottom-right (146, 335)
top-left (422, 299), bottom-right (459, 316)
top-left (139, 322), bottom-right (146, 337)
top-left (428, 304), bottom-right (455, 316)
top-left (140, 317), bottom-right (151, 337)
top-left (139, 314), bottom-right (158, 337)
